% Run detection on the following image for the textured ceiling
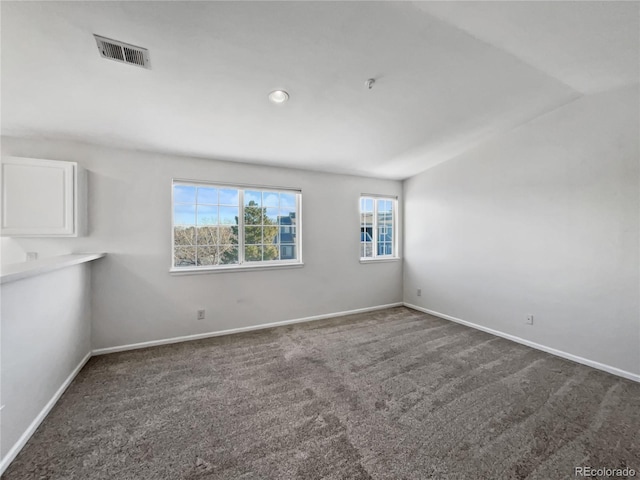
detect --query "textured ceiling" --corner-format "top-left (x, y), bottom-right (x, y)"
top-left (1, 1), bottom-right (638, 179)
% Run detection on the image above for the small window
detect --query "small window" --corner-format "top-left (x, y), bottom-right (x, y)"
top-left (172, 181), bottom-right (301, 271)
top-left (360, 196), bottom-right (397, 260)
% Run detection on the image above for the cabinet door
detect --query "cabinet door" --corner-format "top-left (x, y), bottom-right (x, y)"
top-left (1, 157), bottom-right (77, 236)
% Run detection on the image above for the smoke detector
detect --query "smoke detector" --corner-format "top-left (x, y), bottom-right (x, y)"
top-left (94, 35), bottom-right (150, 69)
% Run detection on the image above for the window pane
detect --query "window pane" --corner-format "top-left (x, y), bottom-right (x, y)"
top-left (197, 187), bottom-right (217, 204)
top-left (219, 246), bottom-right (238, 264)
top-left (174, 204), bottom-right (196, 225)
top-left (197, 246), bottom-right (218, 266)
top-left (219, 188), bottom-right (239, 205)
top-left (197, 226), bottom-right (217, 245)
top-left (244, 204), bottom-right (263, 225)
top-left (174, 185), bottom-right (196, 203)
top-left (263, 245), bottom-right (279, 261)
top-left (174, 246), bottom-right (196, 267)
top-left (280, 245), bottom-right (296, 260)
top-left (219, 226), bottom-right (238, 245)
top-left (245, 245), bottom-right (262, 261)
top-left (378, 227), bottom-right (391, 242)
top-left (361, 198), bottom-right (373, 213)
top-left (263, 224), bottom-right (278, 245)
top-left (280, 193), bottom-right (295, 209)
top-left (361, 211), bottom-right (373, 227)
top-left (244, 226), bottom-right (262, 244)
top-left (263, 192), bottom-right (279, 207)
top-left (279, 210), bottom-right (295, 224)
top-left (174, 226), bottom-right (195, 246)
top-left (197, 205), bottom-right (218, 225)
top-left (382, 242), bottom-right (393, 255)
top-left (245, 190), bottom-right (262, 207)
top-left (219, 206), bottom-right (238, 225)
top-left (265, 207), bottom-right (279, 224)
top-left (280, 226), bottom-right (296, 245)
top-left (361, 243), bottom-right (373, 258)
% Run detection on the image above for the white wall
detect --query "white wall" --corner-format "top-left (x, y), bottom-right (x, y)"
top-left (1, 137), bottom-right (403, 349)
top-left (1, 263), bottom-right (92, 465)
top-left (404, 85), bottom-right (640, 377)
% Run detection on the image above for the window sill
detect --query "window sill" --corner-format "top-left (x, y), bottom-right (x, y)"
top-left (359, 257), bottom-right (401, 264)
top-left (170, 262), bottom-right (304, 275)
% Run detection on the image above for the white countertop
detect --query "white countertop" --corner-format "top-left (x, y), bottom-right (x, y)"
top-left (0, 253), bottom-right (106, 284)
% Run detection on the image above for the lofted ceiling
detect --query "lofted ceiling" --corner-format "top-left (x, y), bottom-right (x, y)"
top-left (1, 1), bottom-right (638, 180)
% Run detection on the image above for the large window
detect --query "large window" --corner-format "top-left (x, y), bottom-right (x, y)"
top-left (360, 195), bottom-right (397, 260)
top-left (172, 181), bottom-right (301, 271)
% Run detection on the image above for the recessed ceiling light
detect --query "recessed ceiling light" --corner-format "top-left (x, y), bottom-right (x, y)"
top-left (268, 90), bottom-right (289, 104)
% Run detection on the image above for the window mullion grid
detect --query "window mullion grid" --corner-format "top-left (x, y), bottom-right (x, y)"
top-left (173, 182), bottom-right (301, 270)
top-left (238, 189), bottom-right (245, 265)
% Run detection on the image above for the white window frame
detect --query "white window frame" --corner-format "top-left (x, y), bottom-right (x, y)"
top-left (360, 194), bottom-right (399, 262)
top-left (170, 179), bottom-right (303, 274)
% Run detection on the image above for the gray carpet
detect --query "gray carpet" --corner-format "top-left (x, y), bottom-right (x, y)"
top-left (4, 307), bottom-right (639, 479)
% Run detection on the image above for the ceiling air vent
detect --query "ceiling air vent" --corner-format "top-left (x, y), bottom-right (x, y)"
top-left (94, 35), bottom-right (150, 69)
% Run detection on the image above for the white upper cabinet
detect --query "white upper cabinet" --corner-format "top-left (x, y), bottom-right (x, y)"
top-left (1, 157), bottom-right (81, 237)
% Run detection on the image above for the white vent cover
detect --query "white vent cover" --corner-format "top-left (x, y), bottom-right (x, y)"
top-left (94, 35), bottom-right (150, 69)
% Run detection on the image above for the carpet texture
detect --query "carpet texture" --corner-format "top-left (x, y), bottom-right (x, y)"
top-left (4, 307), bottom-right (639, 479)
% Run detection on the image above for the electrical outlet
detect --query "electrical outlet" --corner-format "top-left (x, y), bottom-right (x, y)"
top-left (417, 289), bottom-right (422, 297)
top-left (526, 314), bottom-right (534, 325)
top-left (197, 309), bottom-right (205, 321)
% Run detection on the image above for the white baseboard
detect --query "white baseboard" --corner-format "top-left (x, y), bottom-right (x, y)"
top-left (404, 303), bottom-right (640, 383)
top-left (0, 351), bottom-right (92, 476)
top-left (92, 302), bottom-right (404, 356)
